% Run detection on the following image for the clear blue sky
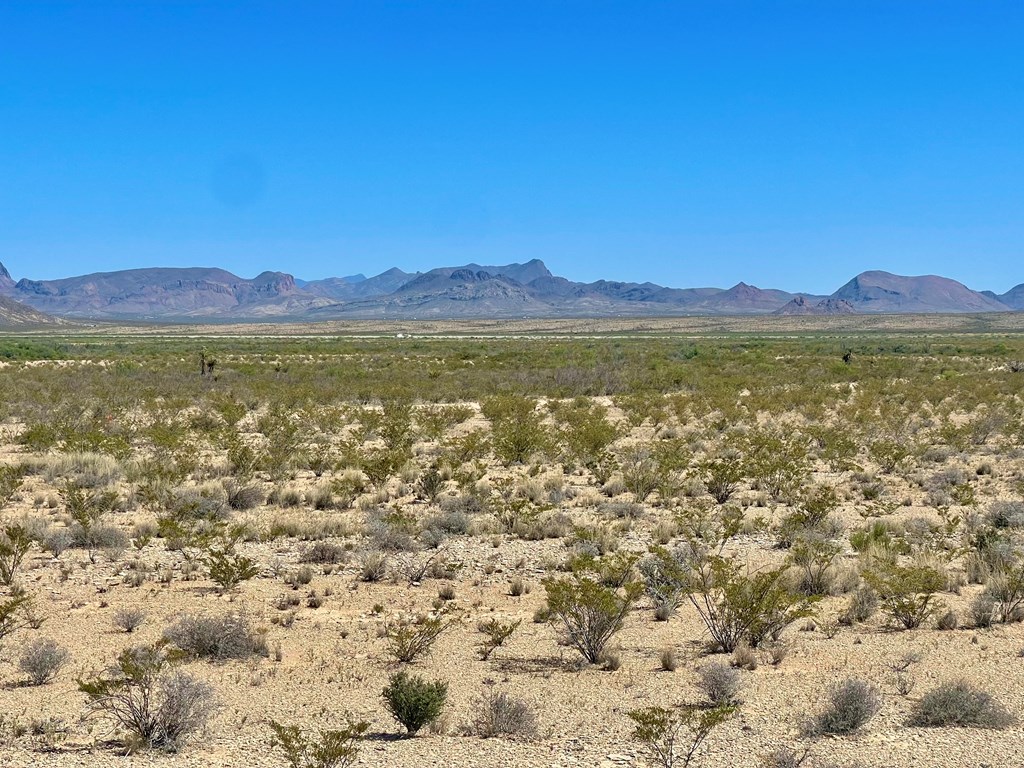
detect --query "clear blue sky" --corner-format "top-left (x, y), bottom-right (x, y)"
top-left (2, 1), bottom-right (1023, 293)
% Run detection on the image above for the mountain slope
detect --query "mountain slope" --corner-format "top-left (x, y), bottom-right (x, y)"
top-left (832, 271), bottom-right (1010, 314)
top-left (775, 296), bottom-right (857, 316)
top-left (6, 267), bottom-right (309, 318)
top-left (996, 284), bottom-right (1024, 310)
top-left (0, 295), bottom-right (65, 327)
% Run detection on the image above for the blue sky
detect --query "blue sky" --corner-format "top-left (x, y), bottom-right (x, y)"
top-left (2, 1), bottom-right (1022, 293)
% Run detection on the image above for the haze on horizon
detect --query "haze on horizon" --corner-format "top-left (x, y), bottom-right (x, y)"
top-left (2, 1), bottom-right (1023, 294)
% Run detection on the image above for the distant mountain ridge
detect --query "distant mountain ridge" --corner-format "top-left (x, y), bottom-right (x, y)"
top-left (0, 258), bottom-right (1017, 320)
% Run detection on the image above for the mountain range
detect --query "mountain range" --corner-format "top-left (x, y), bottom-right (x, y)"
top-left (0, 258), bottom-right (1021, 323)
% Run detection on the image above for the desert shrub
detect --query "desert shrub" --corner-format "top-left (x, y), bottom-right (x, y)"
top-left (805, 679), bottom-right (880, 736)
top-left (970, 594), bottom-right (996, 628)
top-left (627, 704), bottom-right (734, 768)
top-left (639, 546), bottom-right (691, 619)
top-left (687, 555), bottom-right (813, 652)
top-left (268, 718), bottom-right (369, 768)
top-left (864, 563), bottom-right (946, 629)
top-left (742, 428), bottom-right (809, 500)
top-left (697, 455), bottom-right (744, 505)
top-left (982, 565), bottom-right (1024, 623)
top-left (936, 609), bottom-right (959, 630)
top-left (384, 611), bottom-right (454, 663)
top-left (164, 613), bottom-right (268, 661)
top-left (777, 486), bottom-right (842, 547)
top-left (358, 550), bottom-right (388, 582)
top-left (470, 686), bottom-right (539, 740)
top-left (696, 662), bottom-right (740, 707)
top-left (484, 395), bottom-right (549, 466)
top-left (619, 446), bottom-right (662, 503)
top-left (909, 680), bottom-right (1014, 729)
top-left (0, 593), bottom-right (29, 644)
top-left (382, 671), bottom-right (448, 735)
top-left (477, 618), bottom-right (521, 661)
top-left (79, 643), bottom-right (216, 752)
top-left (423, 507), bottom-right (470, 537)
top-left (543, 574), bottom-right (642, 663)
top-left (0, 523), bottom-right (32, 586)
top-left (787, 537), bottom-right (841, 597)
top-left (364, 506), bottom-right (418, 552)
top-left (301, 541), bottom-right (347, 565)
top-left (987, 500), bottom-right (1024, 529)
top-left (204, 536), bottom-right (261, 592)
top-left (114, 607), bottom-right (147, 633)
top-left (224, 482), bottom-right (262, 511)
top-left (18, 637), bottom-right (70, 686)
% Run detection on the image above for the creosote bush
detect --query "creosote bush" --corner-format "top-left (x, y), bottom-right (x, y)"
top-left (382, 671), bottom-right (448, 735)
top-left (268, 718), bottom-right (369, 768)
top-left (78, 643), bottom-right (216, 752)
top-left (627, 704), bottom-right (734, 768)
top-left (543, 574), bottom-right (642, 664)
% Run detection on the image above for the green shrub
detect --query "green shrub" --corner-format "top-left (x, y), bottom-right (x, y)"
top-left (686, 554), bottom-right (813, 652)
top-left (384, 611), bottom-right (454, 663)
top-left (543, 574), bottom-right (642, 663)
top-left (909, 680), bottom-right (1014, 729)
top-left (0, 523), bottom-right (32, 586)
top-left (627, 704), bottom-right (734, 768)
top-left (268, 718), bottom-right (369, 768)
top-left (382, 671), bottom-right (448, 735)
top-left (864, 563), bottom-right (946, 629)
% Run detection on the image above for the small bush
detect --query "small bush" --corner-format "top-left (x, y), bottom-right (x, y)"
top-left (301, 541), bottom-right (347, 565)
top-left (696, 661), bottom-right (740, 706)
top-left (19, 637), bottom-right (70, 686)
top-left (78, 643), bottom-right (216, 752)
top-left (806, 678), bottom-right (880, 735)
top-left (543, 575), bottom-right (642, 663)
top-left (114, 607), bottom-right (147, 633)
top-left (382, 671), bottom-right (448, 735)
top-left (909, 680), bottom-right (1014, 729)
top-left (268, 718), bottom-right (369, 768)
top-left (477, 618), bottom-right (520, 661)
top-left (164, 613), bottom-right (268, 661)
top-left (627, 704), bottom-right (734, 768)
top-left (384, 611), bottom-right (453, 663)
top-left (470, 687), bottom-right (539, 740)
top-left (864, 563), bottom-right (945, 630)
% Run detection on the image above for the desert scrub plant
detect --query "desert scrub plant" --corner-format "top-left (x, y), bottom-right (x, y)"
top-left (0, 592), bottom-right (30, 644)
top-left (804, 679), bottom-right (880, 736)
top-left (164, 613), bottom-right (268, 661)
top-left (0, 523), bottom-right (32, 586)
top-left (639, 546), bottom-right (691, 620)
top-left (114, 607), bottom-right (147, 633)
top-left (863, 563), bottom-right (946, 629)
top-left (685, 553), bottom-right (813, 652)
top-left (18, 637), bottom-right (70, 686)
top-left (909, 680), bottom-right (1014, 729)
top-left (627, 704), bottom-right (734, 768)
top-left (78, 643), bottom-right (216, 752)
top-left (382, 671), bottom-right (448, 736)
top-left (543, 573), bottom-right (642, 664)
top-left (268, 718), bottom-right (370, 768)
top-left (476, 618), bottom-right (521, 661)
top-left (483, 395), bottom-right (550, 466)
top-left (696, 662), bottom-right (741, 707)
top-left (204, 532), bottom-right (261, 593)
top-left (697, 454), bottom-right (744, 505)
top-left (742, 428), bottom-right (809, 501)
top-left (470, 684), bottom-right (539, 740)
top-left (384, 609), bottom-right (455, 663)
top-left (786, 537), bottom-right (841, 597)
